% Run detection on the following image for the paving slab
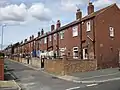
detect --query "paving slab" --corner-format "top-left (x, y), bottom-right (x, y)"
top-left (0, 80), bottom-right (21, 90)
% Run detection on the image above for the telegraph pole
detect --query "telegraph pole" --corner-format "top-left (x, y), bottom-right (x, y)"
top-left (1, 24), bottom-right (6, 50)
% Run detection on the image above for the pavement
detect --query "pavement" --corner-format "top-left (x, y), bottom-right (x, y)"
top-left (58, 67), bottom-right (120, 84)
top-left (0, 80), bottom-right (20, 90)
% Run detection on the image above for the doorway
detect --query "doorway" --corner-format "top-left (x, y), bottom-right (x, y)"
top-left (83, 48), bottom-right (88, 59)
top-left (41, 58), bottom-right (44, 68)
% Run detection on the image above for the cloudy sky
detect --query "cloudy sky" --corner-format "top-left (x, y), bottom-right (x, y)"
top-left (0, 0), bottom-right (120, 48)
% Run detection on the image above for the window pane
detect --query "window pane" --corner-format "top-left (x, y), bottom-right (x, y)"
top-left (72, 26), bottom-right (78, 37)
top-left (86, 21), bottom-right (91, 31)
top-left (60, 31), bottom-right (64, 39)
top-left (44, 37), bottom-right (47, 43)
top-left (54, 34), bottom-right (56, 40)
top-left (109, 27), bottom-right (114, 37)
top-left (49, 35), bottom-right (51, 41)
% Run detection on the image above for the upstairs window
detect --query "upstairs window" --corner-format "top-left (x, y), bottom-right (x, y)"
top-left (109, 27), bottom-right (114, 37)
top-left (54, 34), bottom-right (57, 40)
top-left (39, 40), bottom-right (41, 44)
top-left (86, 21), bottom-right (91, 31)
top-left (72, 26), bottom-right (78, 37)
top-left (34, 41), bottom-right (36, 46)
top-left (60, 31), bottom-right (64, 39)
top-left (49, 35), bottom-right (52, 41)
top-left (44, 37), bottom-right (47, 44)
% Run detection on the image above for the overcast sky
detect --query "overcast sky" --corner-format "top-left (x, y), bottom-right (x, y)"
top-left (0, 0), bottom-right (120, 48)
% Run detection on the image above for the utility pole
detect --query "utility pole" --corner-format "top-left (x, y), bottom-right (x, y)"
top-left (1, 24), bottom-right (6, 50)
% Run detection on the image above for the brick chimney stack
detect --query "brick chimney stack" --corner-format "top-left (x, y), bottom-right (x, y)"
top-left (32, 35), bottom-right (34, 39)
top-left (51, 25), bottom-right (55, 31)
top-left (88, 2), bottom-right (94, 15)
top-left (24, 39), bottom-right (27, 43)
top-left (41, 29), bottom-right (44, 35)
top-left (76, 9), bottom-right (82, 20)
top-left (38, 32), bottom-right (40, 37)
top-left (56, 20), bottom-right (61, 29)
top-left (21, 41), bottom-right (23, 44)
top-left (30, 36), bottom-right (32, 40)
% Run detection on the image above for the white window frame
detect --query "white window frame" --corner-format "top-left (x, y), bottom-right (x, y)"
top-left (109, 26), bottom-right (114, 37)
top-left (39, 40), bottom-right (41, 44)
top-left (119, 50), bottom-right (120, 63)
top-left (54, 34), bottom-right (56, 40)
top-left (49, 35), bottom-right (52, 41)
top-left (73, 47), bottom-right (78, 59)
top-left (72, 26), bottom-right (78, 37)
top-left (44, 37), bottom-right (47, 44)
top-left (86, 21), bottom-right (91, 32)
top-left (34, 41), bottom-right (35, 46)
top-left (60, 31), bottom-right (64, 39)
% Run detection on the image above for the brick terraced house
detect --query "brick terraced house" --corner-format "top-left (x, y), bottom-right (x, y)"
top-left (5, 3), bottom-right (120, 70)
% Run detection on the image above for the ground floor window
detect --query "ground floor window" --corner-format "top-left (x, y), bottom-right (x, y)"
top-left (73, 47), bottom-right (78, 59)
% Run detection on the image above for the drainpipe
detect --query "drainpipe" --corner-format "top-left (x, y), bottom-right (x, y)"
top-left (76, 9), bottom-right (83, 59)
top-left (46, 33), bottom-right (49, 51)
top-left (93, 19), bottom-right (96, 59)
top-left (56, 20), bottom-right (61, 57)
top-left (93, 18), bottom-right (97, 69)
top-left (80, 22), bottom-right (83, 59)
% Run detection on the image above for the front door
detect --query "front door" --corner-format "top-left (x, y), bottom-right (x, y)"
top-left (41, 58), bottom-right (44, 68)
top-left (83, 48), bottom-right (88, 59)
top-left (119, 50), bottom-right (120, 66)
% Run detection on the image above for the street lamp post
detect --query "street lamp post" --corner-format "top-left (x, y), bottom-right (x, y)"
top-left (1, 24), bottom-right (6, 50)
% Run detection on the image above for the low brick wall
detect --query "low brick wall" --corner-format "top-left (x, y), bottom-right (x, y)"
top-left (45, 59), bottom-right (64, 75)
top-left (31, 58), bottom-right (41, 68)
top-left (64, 60), bottom-right (97, 75)
top-left (44, 59), bottom-right (97, 75)
top-left (13, 57), bottom-right (18, 62)
top-left (13, 57), bottom-right (41, 68)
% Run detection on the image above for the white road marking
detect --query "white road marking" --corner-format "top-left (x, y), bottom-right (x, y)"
top-left (23, 82), bottom-right (35, 86)
top-left (66, 86), bottom-right (81, 90)
top-left (13, 80), bottom-right (21, 90)
top-left (86, 84), bottom-right (98, 87)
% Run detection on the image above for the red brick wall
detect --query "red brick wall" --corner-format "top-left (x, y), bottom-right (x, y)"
top-left (95, 4), bottom-right (120, 69)
top-left (45, 59), bottom-right (97, 75)
top-left (59, 24), bottom-right (80, 56)
top-left (64, 59), bottom-right (97, 75)
top-left (0, 59), bottom-right (4, 80)
top-left (45, 59), bottom-right (64, 75)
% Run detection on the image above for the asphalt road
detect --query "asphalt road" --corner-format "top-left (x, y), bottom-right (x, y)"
top-left (73, 80), bottom-right (120, 90)
top-left (5, 60), bottom-right (84, 90)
